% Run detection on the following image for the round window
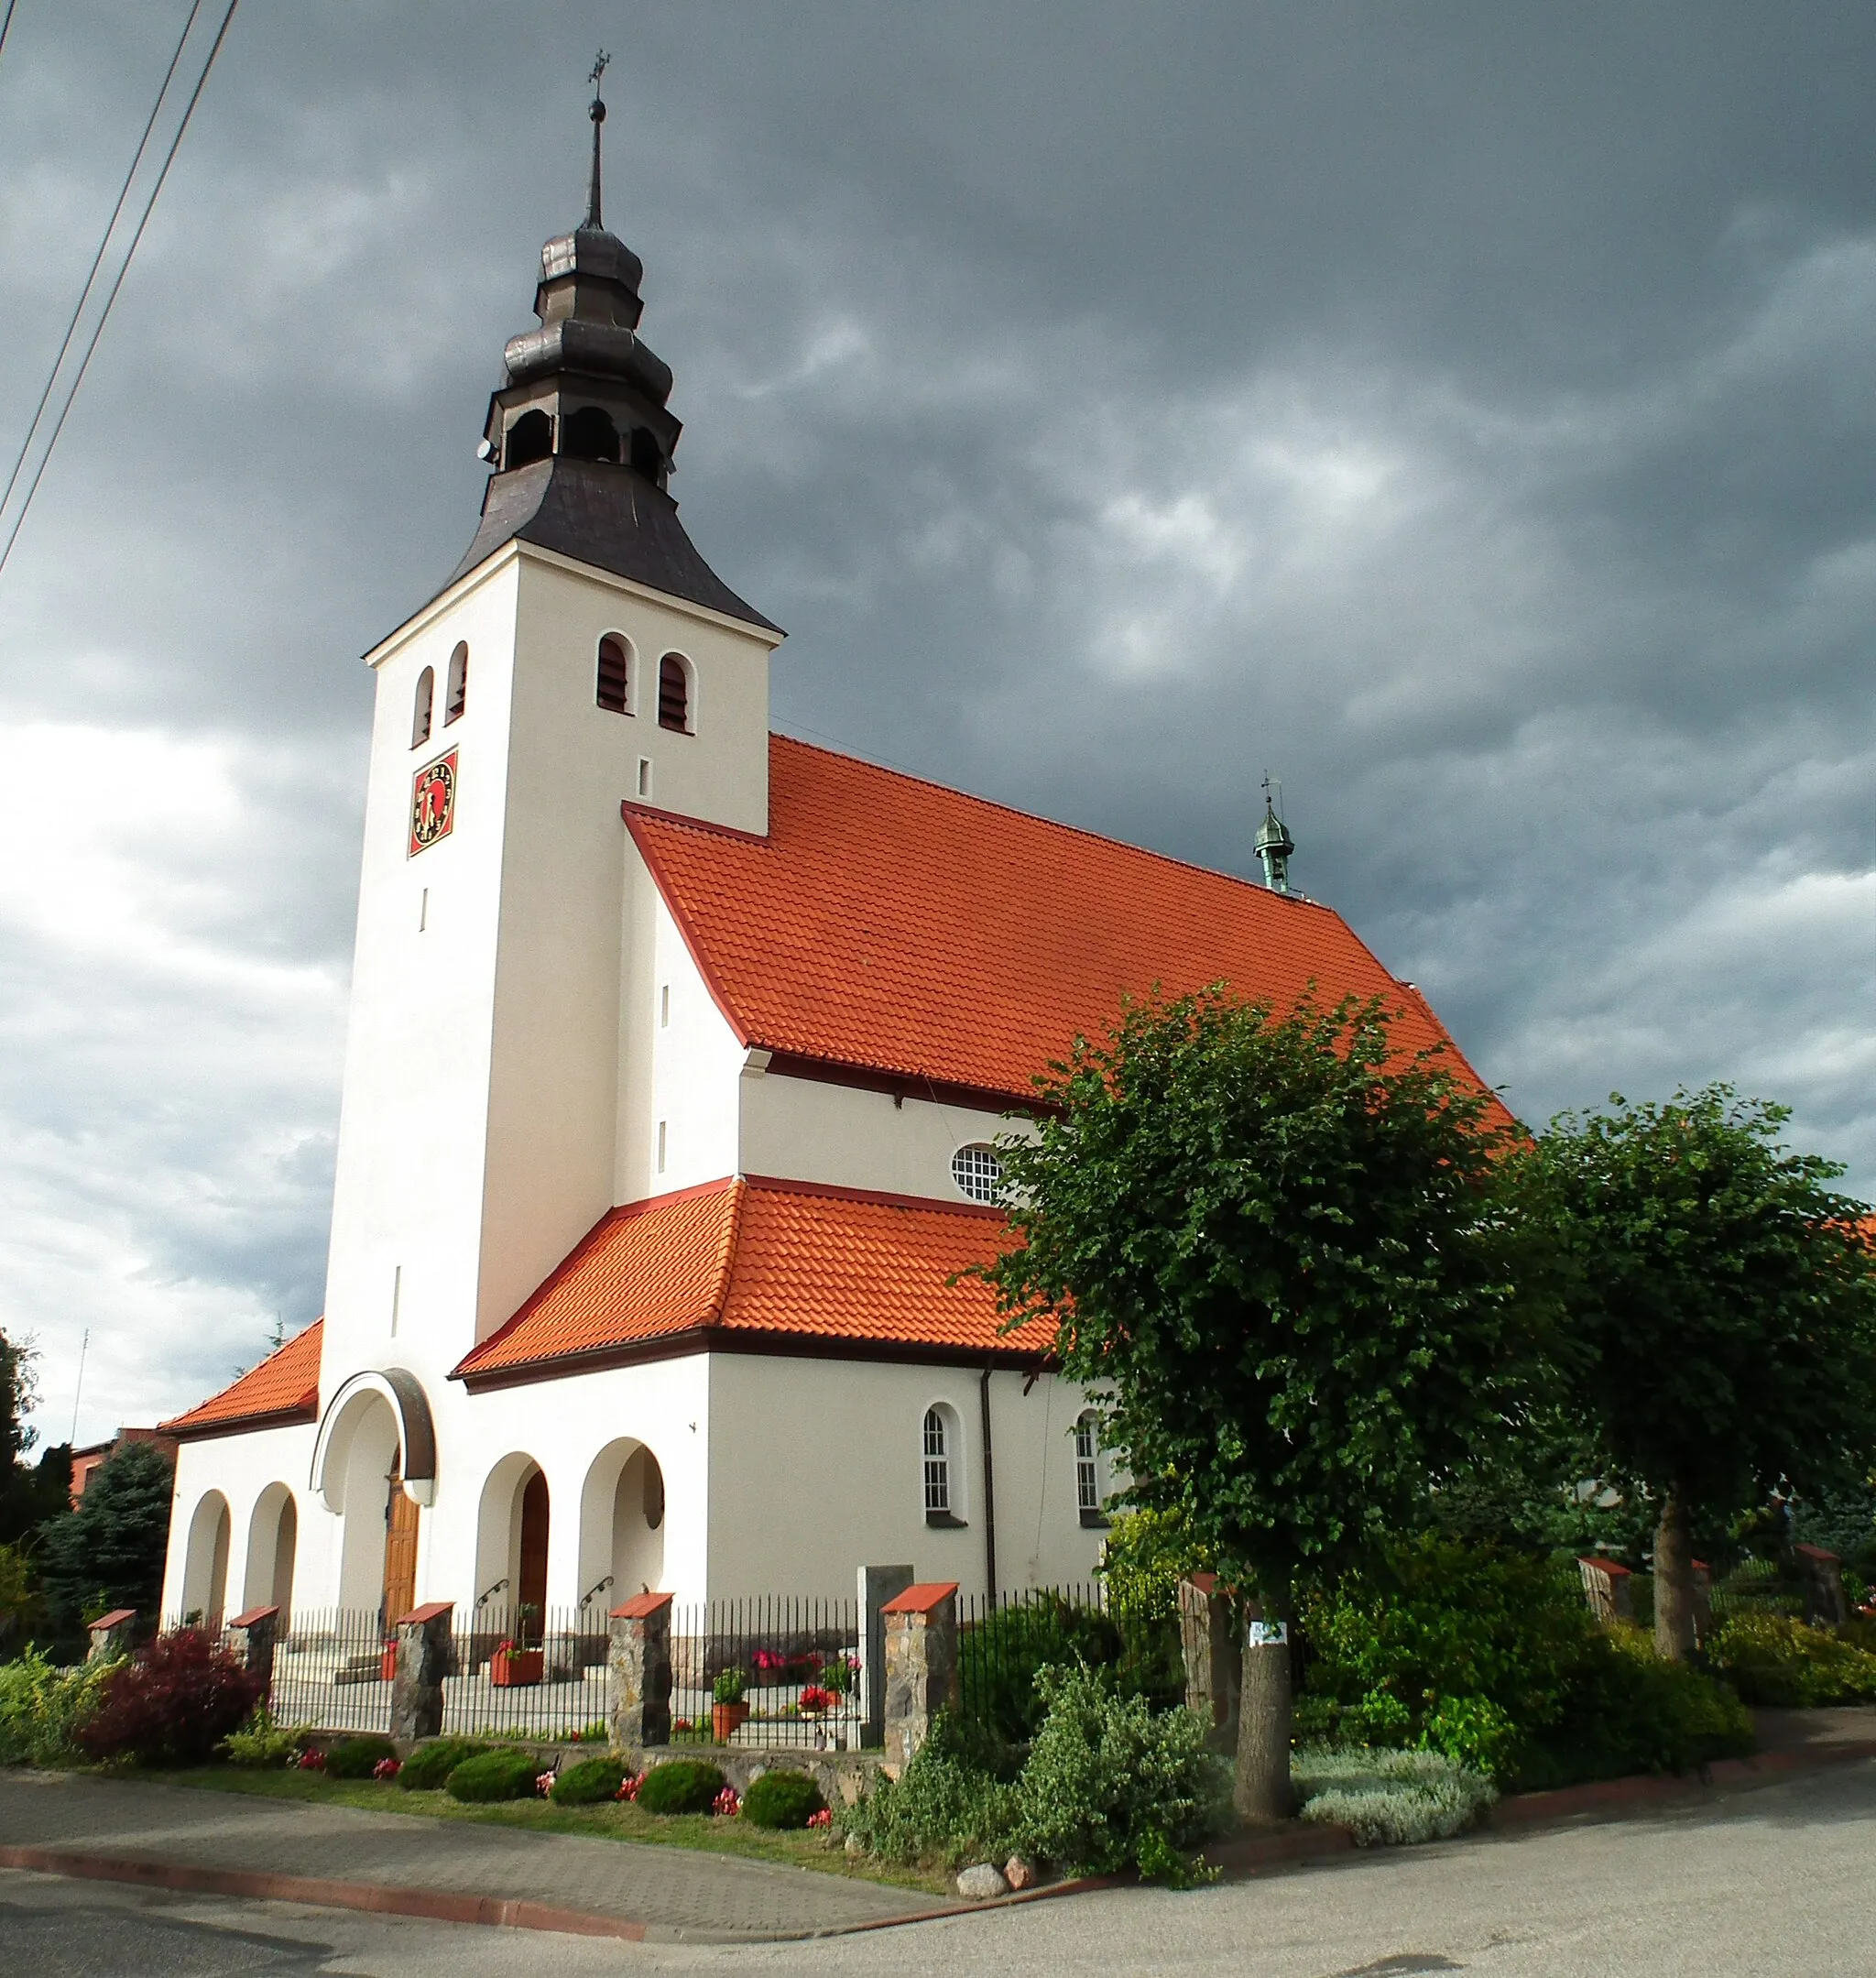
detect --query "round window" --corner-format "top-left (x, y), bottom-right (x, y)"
top-left (951, 1143), bottom-right (1005, 1205)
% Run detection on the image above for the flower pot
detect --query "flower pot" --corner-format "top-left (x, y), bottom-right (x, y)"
top-left (711, 1701), bottom-right (750, 1742)
top-left (490, 1647), bottom-right (544, 1688)
top-left (380, 1646), bottom-right (398, 1681)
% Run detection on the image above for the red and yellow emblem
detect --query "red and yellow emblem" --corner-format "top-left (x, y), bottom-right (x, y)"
top-left (409, 749), bottom-right (457, 856)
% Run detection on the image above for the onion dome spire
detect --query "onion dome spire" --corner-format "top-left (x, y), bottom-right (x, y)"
top-left (1254, 775), bottom-right (1296, 893)
top-left (585, 49), bottom-right (609, 229)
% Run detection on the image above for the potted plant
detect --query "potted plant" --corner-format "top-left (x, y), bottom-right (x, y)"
top-left (711, 1667), bottom-right (749, 1741)
top-left (490, 1637), bottom-right (544, 1688)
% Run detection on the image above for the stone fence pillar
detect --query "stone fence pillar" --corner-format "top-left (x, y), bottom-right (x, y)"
top-left (1796, 1545), bottom-right (1849, 1630)
top-left (226, 1605), bottom-right (279, 1698)
top-left (388, 1601), bottom-right (454, 1745)
top-left (607, 1592), bottom-right (674, 1754)
top-left (87, 1608), bottom-right (138, 1665)
top-left (1577, 1557), bottom-right (1634, 1626)
top-left (880, 1581), bottom-right (958, 1774)
top-left (1177, 1573), bottom-right (1239, 1752)
top-left (858, 1563), bottom-right (913, 1750)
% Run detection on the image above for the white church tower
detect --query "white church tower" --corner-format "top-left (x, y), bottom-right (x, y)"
top-left (314, 86), bottom-right (781, 1601)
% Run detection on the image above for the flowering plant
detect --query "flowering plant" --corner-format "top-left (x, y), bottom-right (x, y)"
top-left (798, 1685), bottom-right (835, 1713)
top-left (806, 1807), bottom-right (833, 1830)
top-left (711, 1785), bottom-right (741, 1818)
top-left (373, 1756), bottom-right (401, 1782)
top-left (535, 1771), bottom-right (557, 1798)
top-left (496, 1639), bottom-right (518, 1656)
top-left (297, 1748), bottom-right (325, 1772)
top-left (673, 1717), bottom-right (693, 1733)
top-left (615, 1771), bottom-right (645, 1802)
top-left (750, 1649), bottom-right (785, 1675)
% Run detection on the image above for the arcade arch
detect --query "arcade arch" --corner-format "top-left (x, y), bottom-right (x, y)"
top-left (576, 1438), bottom-right (665, 1617)
top-left (180, 1489), bottom-right (231, 1627)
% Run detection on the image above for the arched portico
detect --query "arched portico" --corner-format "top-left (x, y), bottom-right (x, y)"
top-left (241, 1482), bottom-right (298, 1623)
top-left (577, 1437), bottom-right (665, 1617)
top-left (474, 1452), bottom-right (551, 1643)
top-left (180, 1489), bottom-right (231, 1627)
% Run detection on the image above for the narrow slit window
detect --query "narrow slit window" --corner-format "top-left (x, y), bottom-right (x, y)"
top-left (637, 758), bottom-right (651, 799)
top-left (390, 1265), bottom-right (402, 1338)
top-left (923, 1409), bottom-right (950, 1515)
top-left (656, 1120), bottom-right (668, 1174)
top-left (596, 635), bottom-right (630, 714)
top-left (659, 984), bottom-right (671, 1028)
top-left (418, 888), bottom-right (429, 933)
top-left (658, 654), bottom-right (690, 732)
top-left (411, 667), bottom-right (434, 749)
top-left (444, 642), bottom-right (468, 724)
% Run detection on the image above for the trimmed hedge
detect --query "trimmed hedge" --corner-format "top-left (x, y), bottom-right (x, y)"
top-left (445, 1748), bottom-right (540, 1802)
top-left (399, 1738), bottom-right (492, 1791)
top-left (323, 1735), bottom-right (398, 1780)
top-left (635, 1759), bottom-right (725, 1815)
top-left (550, 1756), bottom-right (627, 1805)
top-left (740, 1769), bottom-right (825, 1830)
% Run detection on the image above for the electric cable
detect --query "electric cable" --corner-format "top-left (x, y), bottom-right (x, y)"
top-left (0, 0), bottom-right (207, 529)
top-left (0, 1), bottom-right (18, 72)
top-left (0, 0), bottom-right (238, 579)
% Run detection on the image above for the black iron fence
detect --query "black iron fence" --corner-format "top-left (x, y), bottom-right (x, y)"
top-left (664, 1595), bottom-right (864, 1751)
top-left (264, 1609), bottom-right (394, 1737)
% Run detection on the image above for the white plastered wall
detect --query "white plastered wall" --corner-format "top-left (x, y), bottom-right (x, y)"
top-left (161, 1425), bottom-right (324, 1622)
top-left (704, 1355), bottom-right (1106, 1600)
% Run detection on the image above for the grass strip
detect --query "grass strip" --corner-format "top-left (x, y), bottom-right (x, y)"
top-left (149, 1766), bottom-right (948, 1896)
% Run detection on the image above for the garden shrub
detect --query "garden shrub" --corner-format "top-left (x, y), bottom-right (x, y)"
top-left (76, 1629), bottom-right (264, 1768)
top-left (322, 1734), bottom-right (399, 1779)
top-left (550, 1755), bottom-right (627, 1805)
top-left (1708, 1612), bottom-right (1876, 1707)
top-left (838, 1718), bottom-right (1021, 1868)
top-left (635, 1758), bottom-right (725, 1815)
top-left (1298, 1535), bottom-right (1753, 1788)
top-left (960, 1596), bottom-right (1127, 1742)
top-left (398, 1738), bottom-right (491, 1791)
top-left (445, 1748), bottom-right (541, 1802)
top-left (1293, 1744), bottom-right (1497, 1846)
top-left (1012, 1663), bottom-right (1230, 1879)
top-left (0, 1646), bottom-right (117, 1766)
top-left (740, 1769), bottom-right (825, 1830)
top-left (223, 1710), bottom-right (307, 1767)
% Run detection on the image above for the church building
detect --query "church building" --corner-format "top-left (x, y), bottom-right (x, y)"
top-left (158, 95), bottom-right (1489, 1634)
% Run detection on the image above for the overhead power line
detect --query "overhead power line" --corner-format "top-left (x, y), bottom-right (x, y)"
top-left (0, 0), bottom-right (240, 580)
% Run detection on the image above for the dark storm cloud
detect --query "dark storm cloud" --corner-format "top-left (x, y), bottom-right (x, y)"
top-left (1, 1), bottom-right (1870, 1438)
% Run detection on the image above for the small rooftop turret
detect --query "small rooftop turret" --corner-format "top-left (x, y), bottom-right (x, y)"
top-left (1254, 775), bottom-right (1296, 893)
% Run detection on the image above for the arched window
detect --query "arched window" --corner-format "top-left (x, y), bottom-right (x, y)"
top-left (596, 634), bottom-right (631, 715)
top-left (922, 1408), bottom-right (951, 1519)
top-left (628, 427), bottom-right (662, 479)
top-left (658, 653), bottom-right (691, 733)
top-left (951, 1143), bottom-right (1005, 1205)
top-left (411, 666), bottom-right (434, 749)
top-left (504, 409), bottom-right (551, 469)
top-left (1074, 1412), bottom-right (1106, 1524)
top-left (563, 405), bottom-right (620, 463)
top-left (445, 642), bottom-right (468, 724)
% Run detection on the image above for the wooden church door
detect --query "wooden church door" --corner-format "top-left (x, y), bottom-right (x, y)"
top-left (381, 1470), bottom-right (420, 1626)
top-left (518, 1470), bottom-right (550, 1643)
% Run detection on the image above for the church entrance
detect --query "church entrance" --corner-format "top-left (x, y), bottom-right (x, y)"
top-left (517, 1470), bottom-right (550, 1644)
top-left (381, 1470), bottom-right (420, 1626)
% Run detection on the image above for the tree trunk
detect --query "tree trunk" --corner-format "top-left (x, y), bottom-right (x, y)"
top-left (1654, 1489), bottom-right (1696, 1662)
top-left (1232, 1599), bottom-right (1293, 1824)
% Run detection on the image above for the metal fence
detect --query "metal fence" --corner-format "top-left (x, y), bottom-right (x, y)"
top-left (664, 1595), bottom-right (865, 1751)
top-left (438, 1604), bottom-right (611, 1742)
top-left (266, 1609), bottom-right (394, 1736)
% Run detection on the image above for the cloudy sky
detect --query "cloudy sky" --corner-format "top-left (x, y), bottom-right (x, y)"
top-left (2, 2), bottom-right (1871, 1448)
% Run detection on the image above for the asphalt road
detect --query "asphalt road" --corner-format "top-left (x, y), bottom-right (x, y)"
top-left (7, 1756), bottom-right (1874, 1977)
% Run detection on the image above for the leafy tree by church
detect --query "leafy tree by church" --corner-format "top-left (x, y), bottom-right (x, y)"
top-left (976, 988), bottom-right (1533, 1820)
top-left (0, 1329), bottom-right (72, 1553)
top-left (1509, 1087), bottom-right (1876, 1660)
top-left (35, 1439), bottom-right (175, 1637)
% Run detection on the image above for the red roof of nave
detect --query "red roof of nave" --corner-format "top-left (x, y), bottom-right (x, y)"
top-left (628, 735), bottom-right (1497, 1109)
top-left (161, 1319), bottom-right (322, 1437)
top-left (451, 1176), bottom-right (1046, 1384)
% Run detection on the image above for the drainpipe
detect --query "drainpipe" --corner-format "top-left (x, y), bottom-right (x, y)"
top-left (979, 1367), bottom-right (998, 1600)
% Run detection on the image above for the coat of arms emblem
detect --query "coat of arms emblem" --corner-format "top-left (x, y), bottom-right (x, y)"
top-left (409, 749), bottom-right (457, 855)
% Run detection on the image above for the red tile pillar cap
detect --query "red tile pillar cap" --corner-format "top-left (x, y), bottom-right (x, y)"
top-left (879, 1581), bottom-right (958, 1616)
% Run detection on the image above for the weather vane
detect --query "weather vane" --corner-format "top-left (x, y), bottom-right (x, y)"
top-left (585, 50), bottom-right (612, 228)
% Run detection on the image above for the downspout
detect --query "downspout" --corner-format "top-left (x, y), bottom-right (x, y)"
top-left (979, 1366), bottom-right (998, 1601)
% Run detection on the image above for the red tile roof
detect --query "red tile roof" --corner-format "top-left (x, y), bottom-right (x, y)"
top-left (162, 1320), bottom-right (323, 1437)
top-left (452, 1177), bottom-right (1049, 1384)
top-left (628, 737), bottom-right (1492, 1108)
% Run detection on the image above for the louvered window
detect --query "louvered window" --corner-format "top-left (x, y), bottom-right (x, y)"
top-left (596, 635), bottom-right (630, 714)
top-left (444, 642), bottom-right (468, 724)
top-left (411, 666), bottom-right (434, 748)
top-left (659, 654), bottom-right (690, 732)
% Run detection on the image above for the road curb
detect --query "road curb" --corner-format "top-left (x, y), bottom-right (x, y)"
top-left (1487, 1738), bottom-right (1876, 1830)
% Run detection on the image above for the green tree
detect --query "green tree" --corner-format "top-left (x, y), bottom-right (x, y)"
top-left (1512, 1088), bottom-right (1876, 1660)
top-left (976, 989), bottom-right (1528, 1820)
top-left (0, 1329), bottom-right (71, 1555)
top-left (36, 1439), bottom-right (175, 1633)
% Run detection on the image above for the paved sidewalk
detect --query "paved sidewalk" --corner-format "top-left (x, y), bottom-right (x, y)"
top-left (0, 1771), bottom-right (959, 1942)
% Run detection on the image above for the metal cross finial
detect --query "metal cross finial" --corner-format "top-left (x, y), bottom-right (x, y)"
top-left (584, 49), bottom-right (612, 228)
